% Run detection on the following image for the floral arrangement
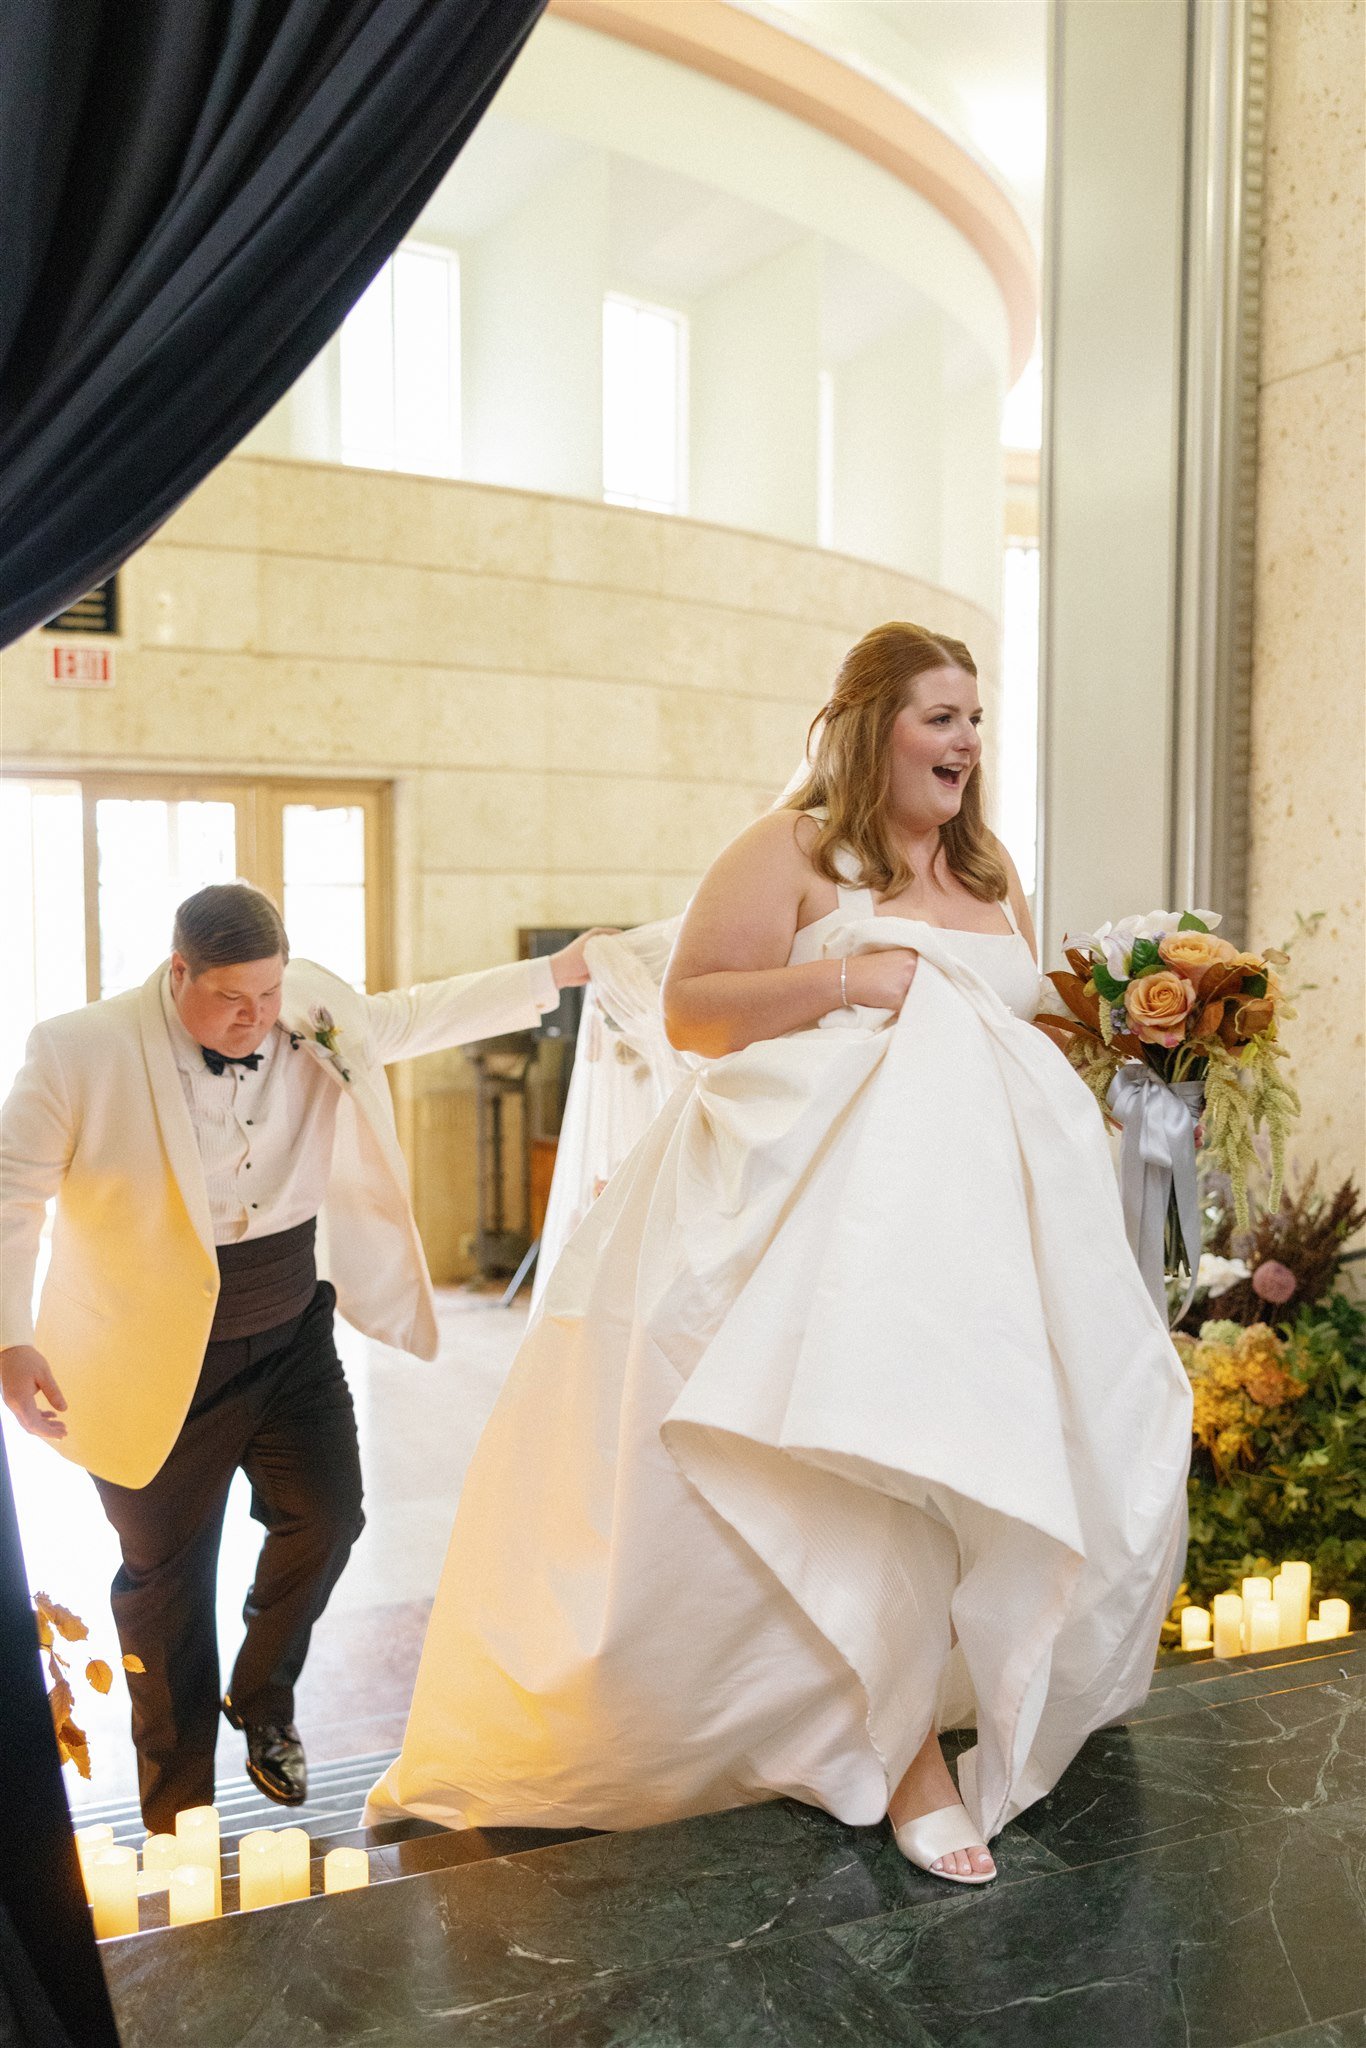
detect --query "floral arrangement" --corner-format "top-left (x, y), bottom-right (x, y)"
top-left (1163, 1167), bottom-right (1366, 1643)
top-left (289, 1004), bottom-right (352, 1084)
top-left (1036, 909), bottom-right (1300, 1228)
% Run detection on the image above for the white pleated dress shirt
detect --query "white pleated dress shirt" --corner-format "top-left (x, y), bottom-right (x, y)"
top-left (160, 961), bottom-right (559, 1246)
top-left (160, 974), bottom-right (343, 1246)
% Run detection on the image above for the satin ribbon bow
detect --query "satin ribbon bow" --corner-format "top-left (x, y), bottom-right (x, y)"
top-left (1106, 1066), bottom-right (1204, 1326)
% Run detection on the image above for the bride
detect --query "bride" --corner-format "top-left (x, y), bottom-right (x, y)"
top-left (367, 621), bottom-right (1192, 1885)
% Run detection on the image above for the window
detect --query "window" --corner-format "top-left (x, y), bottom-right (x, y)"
top-left (340, 244), bottom-right (460, 477)
top-left (0, 775), bottom-right (391, 1104)
top-left (602, 294), bottom-right (687, 514)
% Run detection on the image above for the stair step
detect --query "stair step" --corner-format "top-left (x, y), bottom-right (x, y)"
top-left (71, 1747), bottom-right (400, 1838)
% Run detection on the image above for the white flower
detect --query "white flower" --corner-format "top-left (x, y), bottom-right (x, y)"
top-left (1196, 1253), bottom-right (1251, 1297)
top-left (1065, 909), bottom-right (1222, 980)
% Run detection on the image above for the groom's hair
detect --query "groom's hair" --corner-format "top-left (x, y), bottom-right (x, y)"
top-left (172, 883), bottom-right (290, 978)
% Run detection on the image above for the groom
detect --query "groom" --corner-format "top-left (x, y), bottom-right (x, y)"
top-left (0, 882), bottom-right (598, 1832)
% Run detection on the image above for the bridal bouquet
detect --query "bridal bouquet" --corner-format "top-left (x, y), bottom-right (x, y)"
top-left (1035, 910), bottom-right (1300, 1319)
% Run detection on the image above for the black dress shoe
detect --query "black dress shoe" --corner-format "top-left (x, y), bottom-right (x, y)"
top-left (222, 1693), bottom-right (307, 1806)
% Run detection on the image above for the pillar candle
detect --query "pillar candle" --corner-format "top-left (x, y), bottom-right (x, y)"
top-left (1273, 1562), bottom-right (1311, 1645)
top-left (168, 1863), bottom-right (215, 1926)
top-left (176, 1805), bottom-right (222, 1916)
top-left (138, 1832), bottom-right (178, 1895)
top-left (1317, 1598), bottom-right (1351, 1639)
top-left (1247, 1599), bottom-right (1280, 1652)
top-left (89, 1846), bottom-right (139, 1939)
top-left (75, 1825), bottom-right (115, 1903)
top-left (238, 1830), bottom-right (285, 1912)
top-left (1180, 1607), bottom-right (1211, 1651)
top-left (323, 1847), bottom-right (369, 1894)
top-left (1212, 1592), bottom-right (1243, 1658)
top-left (1306, 1618), bottom-right (1333, 1641)
top-left (1239, 1577), bottom-right (1272, 1648)
top-left (276, 1827), bottom-right (311, 1902)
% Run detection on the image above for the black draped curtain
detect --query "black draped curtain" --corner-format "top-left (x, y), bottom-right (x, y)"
top-left (0, 3), bottom-right (546, 2029)
top-left (0, 0), bottom-right (548, 646)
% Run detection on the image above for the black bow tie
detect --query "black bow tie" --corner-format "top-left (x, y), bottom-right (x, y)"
top-left (200, 1046), bottom-right (264, 1076)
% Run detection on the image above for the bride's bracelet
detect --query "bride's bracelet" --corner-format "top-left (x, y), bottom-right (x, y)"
top-left (839, 957), bottom-right (854, 1011)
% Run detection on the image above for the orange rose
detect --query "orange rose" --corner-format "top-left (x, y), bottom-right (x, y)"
top-left (1124, 969), bottom-right (1197, 1046)
top-left (1158, 931), bottom-right (1238, 974)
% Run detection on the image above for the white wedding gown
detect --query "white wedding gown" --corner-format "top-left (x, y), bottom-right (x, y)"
top-left (529, 919), bottom-right (689, 1316)
top-left (367, 866), bottom-right (1192, 1843)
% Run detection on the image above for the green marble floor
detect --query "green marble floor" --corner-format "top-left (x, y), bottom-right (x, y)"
top-left (99, 1636), bottom-right (1365, 2048)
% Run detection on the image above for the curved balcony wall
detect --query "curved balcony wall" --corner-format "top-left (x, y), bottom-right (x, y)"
top-left (2, 456), bottom-right (997, 1275)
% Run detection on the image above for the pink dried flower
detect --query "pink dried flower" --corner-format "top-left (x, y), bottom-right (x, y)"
top-left (1251, 1259), bottom-right (1297, 1305)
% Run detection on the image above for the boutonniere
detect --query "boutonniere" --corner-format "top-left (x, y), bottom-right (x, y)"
top-left (289, 1005), bottom-right (352, 1084)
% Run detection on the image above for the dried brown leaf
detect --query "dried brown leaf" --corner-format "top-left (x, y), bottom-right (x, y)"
top-left (47, 1675), bottom-right (74, 1736)
top-left (34, 1592), bottom-right (88, 1643)
top-left (58, 1718), bottom-right (91, 1779)
top-left (1032, 1016), bottom-right (1097, 1056)
top-left (1032, 1012), bottom-right (1102, 1044)
top-left (1046, 971), bottom-right (1101, 1030)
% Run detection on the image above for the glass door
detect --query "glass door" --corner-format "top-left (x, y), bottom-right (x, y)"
top-left (92, 796), bottom-right (239, 996)
top-left (0, 773), bottom-right (391, 1077)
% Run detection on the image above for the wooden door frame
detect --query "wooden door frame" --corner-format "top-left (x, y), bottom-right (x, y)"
top-left (1, 770), bottom-right (393, 999)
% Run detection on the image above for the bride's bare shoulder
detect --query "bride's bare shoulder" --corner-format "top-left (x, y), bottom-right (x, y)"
top-left (727, 807), bottom-right (818, 874)
top-left (696, 807), bottom-right (814, 888)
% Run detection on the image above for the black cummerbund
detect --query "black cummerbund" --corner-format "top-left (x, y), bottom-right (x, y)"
top-left (208, 1218), bottom-right (319, 1344)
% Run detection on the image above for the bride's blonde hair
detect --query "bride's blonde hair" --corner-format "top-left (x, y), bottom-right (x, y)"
top-left (785, 620), bottom-right (1008, 902)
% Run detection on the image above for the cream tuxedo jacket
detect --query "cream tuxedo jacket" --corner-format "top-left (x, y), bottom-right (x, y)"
top-left (0, 955), bottom-right (555, 1487)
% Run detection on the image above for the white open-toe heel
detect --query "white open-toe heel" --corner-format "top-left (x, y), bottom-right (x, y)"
top-left (893, 1802), bottom-right (997, 1885)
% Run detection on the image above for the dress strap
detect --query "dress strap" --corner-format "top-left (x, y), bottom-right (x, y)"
top-left (831, 843), bottom-right (876, 912)
top-left (999, 895), bottom-right (1021, 937)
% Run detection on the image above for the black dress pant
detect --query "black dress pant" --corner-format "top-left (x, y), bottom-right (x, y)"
top-left (92, 1284), bottom-right (365, 1833)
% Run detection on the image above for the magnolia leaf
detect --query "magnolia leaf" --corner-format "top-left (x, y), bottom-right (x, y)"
top-left (1046, 971), bottom-right (1101, 1029)
top-left (1064, 946), bottom-right (1092, 980)
top-left (122, 1654), bottom-right (146, 1675)
top-left (85, 1659), bottom-right (114, 1695)
top-left (1179, 912), bottom-right (1211, 932)
top-left (34, 1592), bottom-right (88, 1643)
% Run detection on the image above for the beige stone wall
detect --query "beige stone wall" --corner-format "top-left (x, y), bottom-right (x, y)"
top-left (1, 454), bottom-right (995, 1276)
top-left (1247, 0), bottom-right (1365, 1189)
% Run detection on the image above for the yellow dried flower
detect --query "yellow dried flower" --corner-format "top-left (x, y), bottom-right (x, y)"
top-left (1215, 1424), bottom-right (1254, 1469)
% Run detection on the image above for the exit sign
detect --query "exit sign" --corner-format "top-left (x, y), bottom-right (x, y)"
top-left (49, 644), bottom-right (115, 688)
